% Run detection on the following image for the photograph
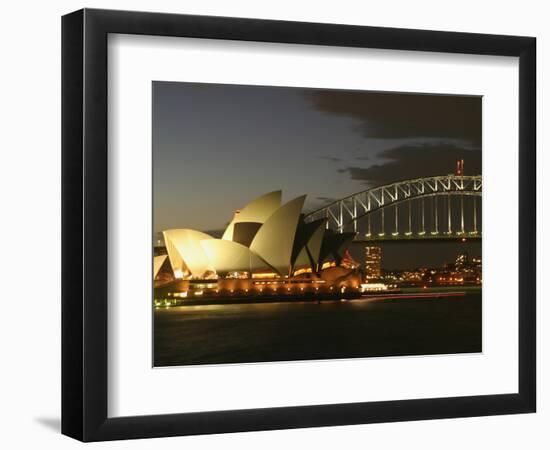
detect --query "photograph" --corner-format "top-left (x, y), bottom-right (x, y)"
top-left (152, 82), bottom-right (483, 367)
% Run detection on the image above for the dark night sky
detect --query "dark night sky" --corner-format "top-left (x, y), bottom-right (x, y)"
top-left (153, 82), bottom-right (481, 268)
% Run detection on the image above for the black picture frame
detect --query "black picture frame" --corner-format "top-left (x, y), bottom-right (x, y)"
top-left (62, 8), bottom-right (536, 442)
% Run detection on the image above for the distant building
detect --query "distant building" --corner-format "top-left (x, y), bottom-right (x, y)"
top-left (154, 231), bottom-right (165, 247)
top-left (455, 252), bottom-right (468, 269)
top-left (365, 246), bottom-right (382, 280)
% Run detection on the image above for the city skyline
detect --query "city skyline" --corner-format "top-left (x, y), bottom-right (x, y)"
top-left (361, 245), bottom-right (481, 286)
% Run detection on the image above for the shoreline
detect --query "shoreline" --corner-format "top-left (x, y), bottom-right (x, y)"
top-left (154, 287), bottom-right (480, 308)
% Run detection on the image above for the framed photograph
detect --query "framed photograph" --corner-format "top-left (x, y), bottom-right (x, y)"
top-left (62, 8), bottom-right (536, 441)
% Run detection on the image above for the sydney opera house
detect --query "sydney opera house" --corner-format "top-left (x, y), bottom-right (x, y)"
top-left (154, 191), bottom-right (361, 302)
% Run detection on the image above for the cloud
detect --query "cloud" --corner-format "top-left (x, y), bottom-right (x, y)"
top-left (316, 196), bottom-right (337, 203)
top-left (318, 156), bottom-right (342, 162)
top-left (306, 90), bottom-right (481, 145)
top-left (303, 196), bottom-right (337, 213)
top-left (338, 143), bottom-right (481, 186)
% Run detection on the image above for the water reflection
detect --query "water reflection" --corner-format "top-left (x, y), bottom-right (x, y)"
top-left (154, 293), bottom-right (481, 367)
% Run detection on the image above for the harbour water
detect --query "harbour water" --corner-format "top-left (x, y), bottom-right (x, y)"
top-left (154, 291), bottom-right (481, 367)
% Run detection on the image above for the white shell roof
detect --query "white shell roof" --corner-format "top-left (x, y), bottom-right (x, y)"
top-left (249, 195), bottom-right (306, 276)
top-left (163, 229), bottom-right (214, 277)
top-left (222, 190), bottom-right (282, 241)
top-left (153, 254), bottom-right (167, 279)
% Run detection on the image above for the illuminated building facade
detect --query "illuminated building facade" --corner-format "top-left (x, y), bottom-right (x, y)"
top-left (364, 246), bottom-right (382, 280)
top-left (155, 191), bottom-right (361, 301)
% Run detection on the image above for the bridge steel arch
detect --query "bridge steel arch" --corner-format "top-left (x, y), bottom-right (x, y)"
top-left (304, 175), bottom-right (482, 235)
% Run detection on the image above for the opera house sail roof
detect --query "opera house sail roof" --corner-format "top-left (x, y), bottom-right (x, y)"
top-left (160, 191), bottom-right (356, 280)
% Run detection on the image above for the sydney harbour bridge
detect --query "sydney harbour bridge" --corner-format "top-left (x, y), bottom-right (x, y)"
top-left (304, 173), bottom-right (481, 243)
